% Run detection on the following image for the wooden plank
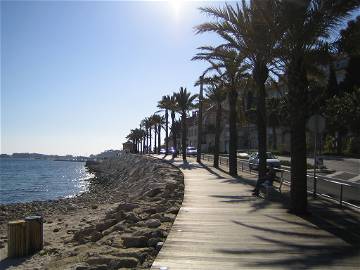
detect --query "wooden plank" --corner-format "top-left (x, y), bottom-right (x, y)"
top-left (151, 157), bottom-right (360, 270)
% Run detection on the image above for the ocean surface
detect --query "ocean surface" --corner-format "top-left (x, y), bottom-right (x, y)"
top-left (0, 158), bottom-right (93, 204)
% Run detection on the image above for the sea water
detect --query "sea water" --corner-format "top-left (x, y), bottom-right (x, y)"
top-left (0, 158), bottom-right (93, 204)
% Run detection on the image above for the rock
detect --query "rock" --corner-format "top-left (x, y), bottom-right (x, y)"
top-left (161, 213), bottom-right (176, 222)
top-left (91, 205), bottom-right (98, 209)
top-left (148, 237), bottom-right (161, 247)
top-left (102, 222), bottom-right (126, 236)
top-left (110, 257), bottom-right (139, 268)
top-left (53, 228), bottom-right (60, 232)
top-left (150, 213), bottom-right (163, 220)
top-left (122, 235), bottom-right (148, 248)
top-left (156, 241), bottom-right (164, 250)
top-left (168, 206), bottom-right (179, 214)
top-left (145, 187), bottom-right (163, 197)
top-left (125, 212), bottom-right (140, 223)
top-left (90, 231), bottom-right (102, 242)
top-left (145, 219), bottom-right (161, 228)
top-left (116, 203), bottom-right (139, 212)
top-left (95, 219), bottom-right (117, 232)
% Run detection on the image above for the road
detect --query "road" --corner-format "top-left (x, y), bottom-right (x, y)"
top-left (277, 155), bottom-right (360, 183)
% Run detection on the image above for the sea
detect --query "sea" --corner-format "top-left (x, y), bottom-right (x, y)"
top-left (0, 158), bottom-right (93, 205)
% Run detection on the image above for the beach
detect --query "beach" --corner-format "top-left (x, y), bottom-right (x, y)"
top-left (0, 154), bottom-right (184, 269)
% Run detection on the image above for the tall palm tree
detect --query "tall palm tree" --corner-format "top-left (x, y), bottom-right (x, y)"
top-left (193, 47), bottom-right (248, 176)
top-left (174, 87), bottom-right (198, 161)
top-left (158, 95), bottom-right (172, 155)
top-left (196, 1), bottom-right (283, 178)
top-left (169, 94), bottom-right (179, 158)
top-left (277, 0), bottom-right (359, 214)
top-left (152, 114), bottom-right (163, 154)
top-left (206, 83), bottom-right (227, 168)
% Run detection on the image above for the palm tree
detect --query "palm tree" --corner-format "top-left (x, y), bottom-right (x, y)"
top-left (169, 94), bottom-right (179, 157)
top-left (277, 0), bottom-right (359, 214)
top-left (152, 114), bottom-right (163, 154)
top-left (196, 1), bottom-right (283, 178)
top-left (158, 95), bottom-right (172, 155)
top-left (193, 47), bottom-right (248, 176)
top-left (174, 87), bottom-right (198, 161)
top-left (206, 83), bottom-right (227, 168)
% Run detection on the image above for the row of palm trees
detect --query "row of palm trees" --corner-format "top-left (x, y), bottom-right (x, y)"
top-left (126, 0), bottom-right (359, 215)
top-left (126, 87), bottom-right (197, 160)
top-left (192, 0), bottom-right (359, 215)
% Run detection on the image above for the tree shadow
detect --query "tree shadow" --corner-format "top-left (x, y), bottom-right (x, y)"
top-left (0, 256), bottom-right (29, 269)
top-left (214, 219), bottom-right (359, 269)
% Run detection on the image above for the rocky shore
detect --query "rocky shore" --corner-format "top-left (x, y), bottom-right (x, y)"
top-left (0, 154), bottom-right (184, 269)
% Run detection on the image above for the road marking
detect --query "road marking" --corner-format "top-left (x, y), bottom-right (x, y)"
top-left (327, 171), bottom-right (344, 178)
top-left (348, 174), bottom-right (360, 182)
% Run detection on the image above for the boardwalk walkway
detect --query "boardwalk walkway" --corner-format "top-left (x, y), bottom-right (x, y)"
top-left (151, 157), bottom-right (360, 270)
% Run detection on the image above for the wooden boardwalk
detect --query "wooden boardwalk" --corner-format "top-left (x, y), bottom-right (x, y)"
top-left (151, 157), bottom-right (360, 270)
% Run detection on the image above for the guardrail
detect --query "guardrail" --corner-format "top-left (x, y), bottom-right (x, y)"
top-left (200, 153), bottom-right (359, 209)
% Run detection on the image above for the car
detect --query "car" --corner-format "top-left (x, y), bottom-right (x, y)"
top-left (237, 151), bottom-right (249, 159)
top-left (248, 152), bottom-right (281, 170)
top-left (186, 146), bottom-right (197, 156)
top-left (168, 147), bottom-right (177, 154)
top-left (159, 148), bottom-right (166, 154)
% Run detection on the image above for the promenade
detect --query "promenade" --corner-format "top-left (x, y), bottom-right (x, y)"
top-left (151, 156), bottom-right (360, 270)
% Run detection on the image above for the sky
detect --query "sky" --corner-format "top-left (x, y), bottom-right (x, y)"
top-left (1, 0), bottom-right (224, 156)
top-left (1, 1), bottom-right (358, 156)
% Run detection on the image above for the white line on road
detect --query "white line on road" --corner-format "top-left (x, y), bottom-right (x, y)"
top-left (348, 174), bottom-right (360, 182)
top-left (326, 171), bottom-right (345, 178)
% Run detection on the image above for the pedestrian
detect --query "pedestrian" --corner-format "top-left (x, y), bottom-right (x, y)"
top-left (252, 167), bottom-right (276, 196)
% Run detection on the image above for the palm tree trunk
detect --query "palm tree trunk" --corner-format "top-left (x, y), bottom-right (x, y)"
top-left (288, 55), bottom-right (308, 214)
top-left (171, 111), bottom-right (177, 158)
top-left (142, 137), bottom-right (145, 154)
top-left (154, 125), bottom-right (157, 154)
top-left (214, 103), bottom-right (222, 168)
top-left (182, 111), bottom-right (187, 161)
top-left (272, 126), bottom-right (277, 150)
top-left (165, 109), bottom-right (169, 154)
top-left (197, 78), bottom-right (203, 162)
top-left (149, 128), bottom-right (152, 153)
top-left (254, 63), bottom-right (268, 179)
top-left (146, 130), bottom-right (149, 154)
top-left (158, 124), bottom-right (161, 154)
top-left (228, 87), bottom-right (238, 176)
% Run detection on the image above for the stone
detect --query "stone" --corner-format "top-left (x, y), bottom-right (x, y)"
top-left (125, 212), bottom-right (140, 223)
top-left (110, 257), bottom-right (139, 268)
top-left (122, 235), bottom-right (148, 248)
top-left (53, 228), bottom-right (60, 232)
top-left (148, 237), bottom-right (161, 247)
top-left (145, 187), bottom-right (163, 197)
top-left (145, 219), bottom-right (161, 228)
top-left (168, 206), bottom-right (179, 214)
top-left (156, 241), bottom-right (164, 251)
top-left (91, 205), bottom-right (98, 209)
top-left (90, 231), bottom-right (102, 242)
top-left (95, 219), bottom-right (117, 232)
top-left (116, 203), bottom-right (139, 211)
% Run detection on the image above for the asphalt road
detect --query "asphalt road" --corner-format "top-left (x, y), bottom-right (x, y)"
top-left (276, 155), bottom-right (360, 186)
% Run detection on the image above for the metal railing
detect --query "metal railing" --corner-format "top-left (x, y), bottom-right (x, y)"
top-left (199, 153), bottom-right (359, 209)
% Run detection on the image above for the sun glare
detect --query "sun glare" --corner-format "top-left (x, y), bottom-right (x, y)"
top-left (169, 0), bottom-right (184, 18)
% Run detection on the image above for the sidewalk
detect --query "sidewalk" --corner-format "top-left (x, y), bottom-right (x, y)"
top-left (151, 157), bottom-right (360, 270)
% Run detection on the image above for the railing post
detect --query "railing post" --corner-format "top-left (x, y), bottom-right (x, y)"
top-left (313, 176), bottom-right (317, 198)
top-left (340, 184), bottom-right (343, 206)
top-left (242, 162), bottom-right (243, 171)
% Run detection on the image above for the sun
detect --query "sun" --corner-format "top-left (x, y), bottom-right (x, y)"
top-left (169, 0), bottom-right (184, 18)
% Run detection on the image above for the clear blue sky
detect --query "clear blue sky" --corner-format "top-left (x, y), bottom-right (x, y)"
top-left (1, 1), bottom-right (358, 156)
top-left (1, 0), bottom-right (223, 156)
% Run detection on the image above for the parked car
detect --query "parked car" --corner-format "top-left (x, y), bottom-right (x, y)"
top-left (186, 146), bottom-right (197, 156)
top-left (248, 152), bottom-right (281, 170)
top-left (168, 147), bottom-right (177, 154)
top-left (237, 151), bottom-right (249, 159)
top-left (159, 148), bottom-right (166, 154)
